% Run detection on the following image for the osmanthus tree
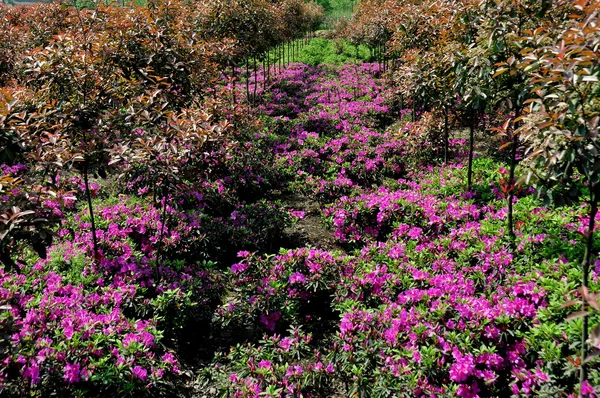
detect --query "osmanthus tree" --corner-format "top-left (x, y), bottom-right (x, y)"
top-left (461, 0), bottom-right (572, 239)
top-left (192, 0), bottom-right (322, 104)
top-left (277, 0), bottom-right (323, 53)
top-left (109, 104), bottom-right (230, 277)
top-left (0, 0), bottom-right (233, 266)
top-left (351, 0), bottom-right (458, 161)
top-left (400, 0), bottom-right (464, 163)
top-left (518, 0), bottom-right (600, 386)
top-left (350, 0), bottom-right (488, 169)
top-left (0, 3), bottom-right (73, 86)
top-left (14, 3), bottom-right (186, 260)
top-left (384, 0), bottom-right (478, 166)
top-left (445, 0), bottom-right (494, 191)
top-left (0, 90), bottom-right (77, 272)
top-left (346, 0), bottom-right (392, 67)
top-left (194, 0), bottom-right (276, 92)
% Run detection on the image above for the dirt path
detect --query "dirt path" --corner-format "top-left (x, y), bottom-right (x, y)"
top-left (282, 194), bottom-right (344, 251)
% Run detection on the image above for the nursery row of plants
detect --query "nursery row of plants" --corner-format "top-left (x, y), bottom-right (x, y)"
top-left (342, 0), bottom-right (600, 392)
top-left (1, 0), bottom-right (600, 396)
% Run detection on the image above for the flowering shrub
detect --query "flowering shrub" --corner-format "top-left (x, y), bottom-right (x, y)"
top-left (217, 248), bottom-right (356, 336)
top-left (0, 195), bottom-right (223, 395)
top-left (208, 327), bottom-right (335, 397)
top-left (323, 180), bottom-right (481, 245)
top-left (0, 260), bottom-right (181, 396)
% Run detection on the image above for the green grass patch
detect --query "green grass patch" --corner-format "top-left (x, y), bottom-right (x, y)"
top-left (264, 38), bottom-right (374, 66)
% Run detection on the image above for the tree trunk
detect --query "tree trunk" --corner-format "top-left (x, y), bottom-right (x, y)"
top-left (399, 93), bottom-right (404, 116)
top-left (467, 112), bottom-right (475, 191)
top-left (232, 62), bottom-right (237, 104)
top-left (263, 55), bottom-right (267, 91)
top-left (507, 102), bottom-right (522, 241)
top-left (444, 106), bottom-right (449, 163)
top-left (245, 58), bottom-right (250, 107)
top-left (507, 132), bottom-right (518, 241)
top-left (155, 180), bottom-right (169, 281)
top-left (279, 44), bottom-right (282, 73)
top-left (83, 162), bottom-right (98, 260)
top-left (253, 56), bottom-right (258, 106)
top-left (580, 190), bottom-right (598, 386)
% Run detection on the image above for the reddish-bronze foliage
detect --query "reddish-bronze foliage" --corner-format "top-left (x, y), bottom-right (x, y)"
top-left (0, 0), bottom-right (322, 269)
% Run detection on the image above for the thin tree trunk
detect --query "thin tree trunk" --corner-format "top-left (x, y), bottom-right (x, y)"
top-left (354, 62), bottom-right (358, 101)
top-left (444, 106), bottom-right (449, 163)
top-left (263, 55), bottom-right (267, 91)
top-left (507, 102), bottom-right (522, 241)
top-left (580, 190), bottom-right (598, 385)
top-left (245, 58), bottom-right (250, 107)
top-left (507, 132), bottom-right (517, 241)
top-left (232, 62), bottom-right (237, 104)
top-left (155, 181), bottom-right (169, 281)
top-left (399, 93), bottom-right (404, 116)
top-left (467, 112), bottom-right (475, 191)
top-left (253, 56), bottom-right (258, 106)
top-left (267, 53), bottom-right (271, 83)
top-left (83, 162), bottom-right (98, 260)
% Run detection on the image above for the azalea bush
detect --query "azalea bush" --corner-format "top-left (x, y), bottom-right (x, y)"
top-left (0, 255), bottom-right (183, 396)
top-left (216, 248), bottom-right (355, 336)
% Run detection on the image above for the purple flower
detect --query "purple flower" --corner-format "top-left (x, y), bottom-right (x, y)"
top-left (289, 272), bottom-right (306, 284)
top-left (161, 352), bottom-right (177, 366)
top-left (407, 227), bottom-right (423, 240)
top-left (449, 350), bottom-right (475, 382)
top-left (23, 364), bottom-right (41, 385)
top-left (340, 315), bottom-right (354, 334)
top-left (132, 366), bottom-right (148, 381)
top-left (231, 263), bottom-right (248, 274)
top-left (63, 363), bottom-right (80, 383)
top-left (259, 312), bottom-right (281, 331)
top-left (290, 210), bottom-right (306, 219)
top-left (581, 380), bottom-right (595, 396)
top-left (257, 360), bottom-right (272, 370)
top-left (280, 337), bottom-right (293, 351)
top-left (63, 324), bottom-right (74, 340)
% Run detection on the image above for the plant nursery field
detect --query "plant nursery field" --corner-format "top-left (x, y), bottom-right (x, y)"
top-left (2, 0), bottom-right (600, 397)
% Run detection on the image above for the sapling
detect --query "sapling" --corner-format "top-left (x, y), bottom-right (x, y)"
top-left (519, 0), bottom-right (600, 385)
